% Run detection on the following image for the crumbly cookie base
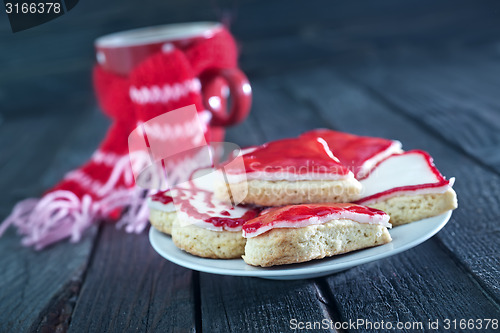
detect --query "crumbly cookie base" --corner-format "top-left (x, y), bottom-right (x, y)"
top-left (149, 209), bottom-right (176, 235)
top-left (216, 178), bottom-right (362, 206)
top-left (172, 222), bottom-right (246, 259)
top-left (367, 189), bottom-right (457, 226)
top-left (243, 219), bottom-right (391, 267)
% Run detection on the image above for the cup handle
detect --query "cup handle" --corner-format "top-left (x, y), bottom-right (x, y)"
top-left (201, 68), bottom-right (252, 127)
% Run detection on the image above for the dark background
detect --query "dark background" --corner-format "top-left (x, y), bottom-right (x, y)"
top-left (2, 0), bottom-right (500, 119)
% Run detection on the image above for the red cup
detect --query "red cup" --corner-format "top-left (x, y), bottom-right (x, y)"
top-left (94, 22), bottom-right (252, 141)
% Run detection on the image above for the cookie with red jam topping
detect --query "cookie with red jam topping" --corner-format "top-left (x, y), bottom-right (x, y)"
top-left (301, 130), bottom-right (456, 225)
top-left (148, 169), bottom-right (261, 259)
top-left (148, 191), bottom-right (176, 235)
top-left (300, 129), bottom-right (403, 179)
top-left (355, 150), bottom-right (457, 226)
top-left (217, 137), bottom-right (362, 206)
top-left (242, 203), bottom-right (392, 267)
top-left (172, 186), bottom-right (260, 259)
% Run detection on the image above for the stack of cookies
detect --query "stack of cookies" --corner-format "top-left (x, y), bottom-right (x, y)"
top-left (148, 129), bottom-right (457, 267)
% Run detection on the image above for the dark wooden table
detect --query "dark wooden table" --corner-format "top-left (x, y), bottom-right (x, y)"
top-left (1, 0), bottom-right (500, 332)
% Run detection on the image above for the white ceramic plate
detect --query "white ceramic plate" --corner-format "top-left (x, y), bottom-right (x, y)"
top-left (149, 211), bottom-right (452, 280)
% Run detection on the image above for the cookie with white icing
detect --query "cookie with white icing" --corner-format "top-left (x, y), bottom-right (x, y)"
top-left (301, 129), bottom-right (403, 179)
top-left (302, 130), bottom-right (456, 225)
top-left (242, 203), bottom-right (392, 267)
top-left (171, 186), bottom-right (260, 259)
top-left (149, 191), bottom-right (176, 235)
top-left (356, 150), bottom-right (457, 225)
top-left (216, 137), bottom-right (362, 206)
top-left (148, 170), bottom-right (261, 259)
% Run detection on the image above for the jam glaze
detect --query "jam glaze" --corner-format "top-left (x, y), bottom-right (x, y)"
top-left (301, 129), bottom-right (402, 179)
top-left (242, 203), bottom-right (390, 238)
top-left (173, 187), bottom-right (260, 231)
top-left (356, 150), bottom-right (454, 205)
top-left (224, 137), bottom-right (354, 182)
top-left (151, 191), bottom-right (173, 204)
top-left (149, 169), bottom-right (260, 231)
top-left (149, 190), bottom-right (176, 213)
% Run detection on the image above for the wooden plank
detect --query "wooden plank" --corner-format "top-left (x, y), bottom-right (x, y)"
top-left (0, 114), bottom-right (82, 208)
top-left (41, 108), bottom-right (197, 332)
top-left (68, 225), bottom-right (198, 333)
top-left (200, 274), bottom-right (334, 333)
top-left (280, 67), bottom-right (500, 302)
top-left (325, 241), bottom-right (500, 331)
top-left (0, 108), bottom-right (106, 210)
top-left (225, 110), bottom-right (267, 149)
top-left (242, 78), bottom-right (326, 142)
top-left (199, 80), bottom-right (337, 332)
top-left (4, 0), bottom-right (500, 117)
top-left (39, 107), bottom-right (110, 190)
top-left (3, 2), bottom-right (500, 332)
top-left (0, 112), bottom-right (99, 333)
top-left (235, 0), bottom-right (500, 75)
top-left (0, 227), bottom-right (97, 333)
top-left (344, 54), bottom-right (500, 174)
top-left (0, 117), bottom-right (44, 174)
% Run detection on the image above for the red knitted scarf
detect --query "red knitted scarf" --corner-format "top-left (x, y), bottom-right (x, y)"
top-left (0, 27), bottom-right (239, 249)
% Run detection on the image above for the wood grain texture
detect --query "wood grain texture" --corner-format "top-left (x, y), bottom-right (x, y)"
top-left (0, 115), bottom-right (77, 208)
top-left (241, 77), bottom-right (327, 142)
top-left (0, 113), bottom-right (98, 333)
top-left (39, 108), bottom-right (110, 190)
top-left (68, 225), bottom-right (197, 333)
top-left (280, 68), bottom-right (500, 302)
top-left (3, 1), bottom-right (500, 332)
top-left (325, 241), bottom-right (500, 332)
top-left (0, 227), bottom-right (97, 333)
top-left (199, 82), bottom-right (337, 333)
top-left (345, 54), bottom-right (500, 174)
top-left (200, 274), bottom-right (335, 333)
top-left (3, 0), bottom-right (500, 117)
top-left (236, 0), bottom-right (500, 75)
